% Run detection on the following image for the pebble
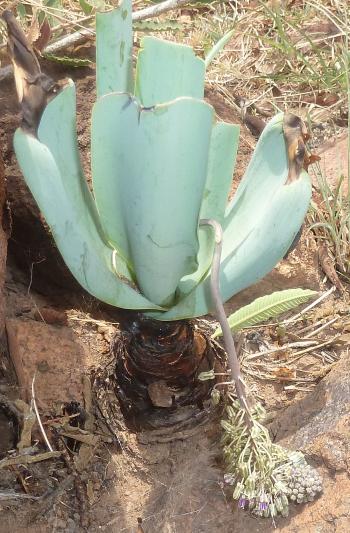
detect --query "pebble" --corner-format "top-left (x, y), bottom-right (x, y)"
top-left (91, 471), bottom-right (100, 481)
top-left (93, 462), bottom-right (106, 476)
top-left (55, 518), bottom-right (67, 529)
top-left (66, 517), bottom-right (76, 532)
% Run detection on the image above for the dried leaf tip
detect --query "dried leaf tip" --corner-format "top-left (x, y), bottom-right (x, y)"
top-left (137, 517), bottom-right (145, 532)
top-left (2, 10), bottom-right (59, 133)
top-left (283, 113), bottom-right (320, 184)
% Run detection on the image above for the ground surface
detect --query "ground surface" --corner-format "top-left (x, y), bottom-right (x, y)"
top-left (0, 2), bottom-right (350, 532)
top-left (2, 257), bottom-right (350, 533)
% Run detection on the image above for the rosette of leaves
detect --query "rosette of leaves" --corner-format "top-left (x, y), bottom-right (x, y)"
top-left (13, 0), bottom-right (311, 321)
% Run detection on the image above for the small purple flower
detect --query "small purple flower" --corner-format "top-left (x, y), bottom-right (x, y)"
top-left (238, 497), bottom-right (249, 509)
top-left (259, 501), bottom-right (268, 511)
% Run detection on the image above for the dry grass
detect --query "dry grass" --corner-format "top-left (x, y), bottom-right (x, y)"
top-left (200, 286), bottom-right (345, 402)
top-left (2, 0), bottom-right (347, 132)
top-left (1, 1), bottom-right (348, 103)
top-left (194, 1), bottom-right (349, 127)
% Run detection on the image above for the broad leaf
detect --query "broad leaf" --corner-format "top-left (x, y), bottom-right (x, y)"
top-left (134, 36), bottom-right (205, 107)
top-left (92, 93), bottom-right (214, 306)
top-left (96, 0), bottom-right (133, 98)
top-left (14, 83), bottom-right (162, 311)
top-left (177, 121), bottom-right (239, 297)
top-left (148, 114), bottom-right (312, 320)
top-left (213, 288), bottom-right (317, 338)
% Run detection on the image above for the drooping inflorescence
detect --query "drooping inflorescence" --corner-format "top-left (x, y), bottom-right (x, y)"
top-left (221, 395), bottom-right (323, 518)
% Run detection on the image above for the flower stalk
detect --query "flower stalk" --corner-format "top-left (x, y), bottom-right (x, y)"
top-left (199, 219), bottom-right (251, 420)
top-left (201, 218), bottom-right (323, 518)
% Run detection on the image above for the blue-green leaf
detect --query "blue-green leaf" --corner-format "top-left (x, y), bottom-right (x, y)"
top-left (176, 121), bottom-right (239, 297)
top-left (14, 84), bottom-right (162, 311)
top-left (134, 36), bottom-right (205, 107)
top-left (148, 114), bottom-right (311, 320)
top-left (92, 93), bottom-right (214, 306)
top-left (96, 0), bottom-right (133, 98)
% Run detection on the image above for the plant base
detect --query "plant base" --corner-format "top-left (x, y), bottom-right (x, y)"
top-left (106, 315), bottom-right (221, 432)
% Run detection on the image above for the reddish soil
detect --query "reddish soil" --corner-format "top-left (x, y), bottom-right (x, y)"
top-left (0, 147), bottom-right (8, 336)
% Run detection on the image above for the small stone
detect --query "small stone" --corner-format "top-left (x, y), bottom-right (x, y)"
top-left (55, 519), bottom-right (67, 529)
top-left (93, 462), bottom-right (106, 476)
top-left (65, 518), bottom-right (77, 533)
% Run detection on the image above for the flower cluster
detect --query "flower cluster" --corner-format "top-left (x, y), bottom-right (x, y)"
top-left (221, 396), bottom-right (323, 518)
top-left (285, 462), bottom-right (323, 504)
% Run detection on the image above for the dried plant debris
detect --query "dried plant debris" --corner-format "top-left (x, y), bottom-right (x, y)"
top-left (205, 286), bottom-right (345, 411)
top-left (2, 10), bottom-right (63, 132)
top-left (15, 399), bottom-right (36, 450)
top-left (0, 450), bottom-right (62, 469)
top-left (0, 395), bottom-right (21, 455)
top-left (318, 245), bottom-right (344, 292)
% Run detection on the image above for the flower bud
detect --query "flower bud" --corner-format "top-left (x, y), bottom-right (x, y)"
top-left (232, 481), bottom-right (244, 499)
top-left (198, 370), bottom-right (215, 381)
top-left (211, 389), bottom-right (221, 406)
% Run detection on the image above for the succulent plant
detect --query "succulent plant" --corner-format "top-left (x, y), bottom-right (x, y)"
top-left (6, 1), bottom-right (321, 517)
top-left (12, 0), bottom-right (311, 321)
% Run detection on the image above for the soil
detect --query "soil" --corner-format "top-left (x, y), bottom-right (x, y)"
top-left (0, 58), bottom-right (349, 533)
top-left (0, 145), bottom-right (8, 337)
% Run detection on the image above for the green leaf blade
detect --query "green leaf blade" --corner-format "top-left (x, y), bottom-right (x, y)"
top-left (14, 84), bottom-right (162, 312)
top-left (205, 28), bottom-right (235, 69)
top-left (134, 36), bottom-right (205, 107)
top-left (213, 288), bottom-right (318, 338)
top-left (176, 121), bottom-right (239, 298)
top-left (149, 114), bottom-right (312, 321)
top-left (14, 129), bottom-right (162, 311)
top-left (92, 93), bottom-right (214, 307)
top-left (96, 0), bottom-right (133, 98)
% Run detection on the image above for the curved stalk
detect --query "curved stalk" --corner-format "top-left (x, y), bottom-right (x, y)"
top-left (199, 218), bottom-right (251, 421)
